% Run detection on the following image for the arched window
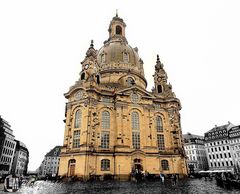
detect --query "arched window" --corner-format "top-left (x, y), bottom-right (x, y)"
top-left (101, 53), bottom-right (105, 63)
top-left (102, 111), bottom-right (110, 129)
top-left (116, 25), bottom-right (122, 35)
top-left (101, 159), bottom-right (110, 171)
top-left (161, 160), bottom-right (169, 170)
top-left (81, 73), bottom-right (85, 80)
top-left (132, 112), bottom-right (140, 149)
top-left (132, 112), bottom-right (140, 130)
top-left (157, 85), bottom-right (162, 93)
top-left (123, 52), bottom-right (129, 62)
top-left (74, 110), bottom-right (82, 128)
top-left (96, 75), bottom-right (100, 84)
top-left (156, 116), bottom-right (163, 132)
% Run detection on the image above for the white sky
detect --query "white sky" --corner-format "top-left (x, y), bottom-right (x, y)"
top-left (1, 0), bottom-right (240, 171)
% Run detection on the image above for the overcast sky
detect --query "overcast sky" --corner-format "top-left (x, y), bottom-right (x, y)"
top-left (1, 0), bottom-right (240, 171)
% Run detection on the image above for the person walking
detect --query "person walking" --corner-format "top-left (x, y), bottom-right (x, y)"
top-left (160, 173), bottom-right (165, 184)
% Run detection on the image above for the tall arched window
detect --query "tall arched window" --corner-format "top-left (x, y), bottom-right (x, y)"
top-left (161, 160), bottom-right (169, 170)
top-left (101, 53), bottom-right (105, 63)
top-left (102, 111), bottom-right (110, 129)
top-left (123, 52), bottom-right (129, 63)
top-left (81, 73), bottom-right (85, 80)
top-left (132, 112), bottom-right (139, 130)
top-left (157, 85), bottom-right (162, 93)
top-left (132, 111), bottom-right (140, 149)
top-left (74, 110), bottom-right (82, 128)
top-left (101, 159), bottom-right (110, 171)
top-left (156, 116), bottom-right (163, 132)
top-left (116, 25), bottom-right (122, 35)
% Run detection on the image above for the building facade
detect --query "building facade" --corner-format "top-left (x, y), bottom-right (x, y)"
top-left (183, 133), bottom-right (208, 173)
top-left (204, 122), bottom-right (234, 171)
top-left (228, 125), bottom-right (240, 169)
top-left (11, 140), bottom-right (29, 176)
top-left (59, 14), bottom-right (187, 180)
top-left (0, 116), bottom-right (16, 177)
top-left (38, 146), bottom-right (61, 177)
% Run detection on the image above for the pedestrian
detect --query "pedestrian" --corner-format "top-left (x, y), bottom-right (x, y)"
top-left (160, 173), bottom-right (165, 184)
top-left (172, 174), bottom-right (177, 186)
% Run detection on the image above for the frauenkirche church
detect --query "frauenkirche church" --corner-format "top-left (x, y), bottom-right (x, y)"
top-left (59, 14), bottom-right (187, 180)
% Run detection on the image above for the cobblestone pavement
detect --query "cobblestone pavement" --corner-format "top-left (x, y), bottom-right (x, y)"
top-left (0, 178), bottom-right (240, 194)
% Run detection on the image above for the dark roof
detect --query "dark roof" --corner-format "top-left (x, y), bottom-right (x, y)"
top-left (205, 122), bottom-right (234, 134)
top-left (45, 146), bottom-right (62, 157)
top-left (183, 133), bottom-right (204, 140)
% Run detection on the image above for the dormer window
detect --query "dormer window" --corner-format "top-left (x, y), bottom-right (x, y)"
top-left (101, 53), bottom-right (105, 63)
top-left (116, 25), bottom-right (122, 35)
top-left (127, 77), bottom-right (135, 87)
top-left (123, 52), bottom-right (129, 63)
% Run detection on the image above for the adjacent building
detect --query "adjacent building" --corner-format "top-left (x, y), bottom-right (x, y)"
top-left (38, 146), bottom-right (61, 177)
top-left (59, 14), bottom-right (187, 180)
top-left (183, 133), bottom-right (208, 173)
top-left (204, 122), bottom-right (234, 171)
top-left (0, 116), bottom-right (16, 177)
top-left (228, 125), bottom-right (240, 168)
top-left (11, 140), bottom-right (29, 176)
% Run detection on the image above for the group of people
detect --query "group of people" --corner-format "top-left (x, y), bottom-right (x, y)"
top-left (159, 173), bottom-right (178, 185)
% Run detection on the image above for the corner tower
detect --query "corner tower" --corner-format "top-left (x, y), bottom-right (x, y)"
top-left (59, 14), bottom-right (187, 180)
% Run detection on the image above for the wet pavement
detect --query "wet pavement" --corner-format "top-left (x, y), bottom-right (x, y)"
top-left (1, 178), bottom-right (240, 194)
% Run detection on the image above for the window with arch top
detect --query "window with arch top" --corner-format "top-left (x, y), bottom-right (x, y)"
top-left (123, 52), bottom-right (129, 63)
top-left (74, 109), bottom-right (82, 128)
top-left (102, 111), bottom-right (110, 129)
top-left (116, 25), bottom-right (122, 35)
top-left (156, 116), bottom-right (163, 132)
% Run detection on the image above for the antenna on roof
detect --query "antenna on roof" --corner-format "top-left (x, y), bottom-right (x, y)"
top-left (116, 9), bottom-right (118, 17)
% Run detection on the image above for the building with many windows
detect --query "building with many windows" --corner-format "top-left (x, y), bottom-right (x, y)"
top-left (228, 125), bottom-right (240, 168)
top-left (38, 146), bottom-right (61, 177)
top-left (204, 122), bottom-right (234, 171)
top-left (183, 133), bottom-right (208, 173)
top-left (11, 140), bottom-right (29, 176)
top-left (0, 116), bottom-right (16, 177)
top-left (59, 14), bottom-right (187, 180)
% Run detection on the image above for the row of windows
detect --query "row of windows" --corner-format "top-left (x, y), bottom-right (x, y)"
top-left (232, 145), bottom-right (240, 150)
top-left (100, 52), bottom-right (129, 63)
top-left (188, 155), bottom-right (208, 162)
top-left (4, 140), bottom-right (15, 149)
top-left (100, 159), bottom-right (170, 171)
top-left (2, 148), bottom-right (14, 156)
top-left (206, 140), bottom-right (228, 146)
top-left (208, 152), bottom-right (231, 160)
top-left (73, 110), bottom-right (165, 150)
top-left (0, 156), bottom-right (11, 163)
top-left (210, 160), bottom-right (233, 167)
top-left (208, 146), bottom-right (229, 152)
top-left (73, 110), bottom-right (164, 132)
top-left (185, 145), bottom-right (205, 149)
top-left (186, 150), bottom-right (206, 155)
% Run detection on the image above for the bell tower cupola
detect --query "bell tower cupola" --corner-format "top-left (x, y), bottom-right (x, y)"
top-left (153, 55), bottom-right (175, 97)
top-left (108, 11), bottom-right (127, 42)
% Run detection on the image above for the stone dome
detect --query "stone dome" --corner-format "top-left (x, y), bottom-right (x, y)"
top-left (95, 15), bottom-right (144, 77)
top-left (97, 40), bottom-right (143, 74)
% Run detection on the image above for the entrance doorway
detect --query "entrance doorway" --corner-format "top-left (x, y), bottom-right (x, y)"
top-left (133, 158), bottom-right (143, 171)
top-left (68, 159), bottom-right (76, 177)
